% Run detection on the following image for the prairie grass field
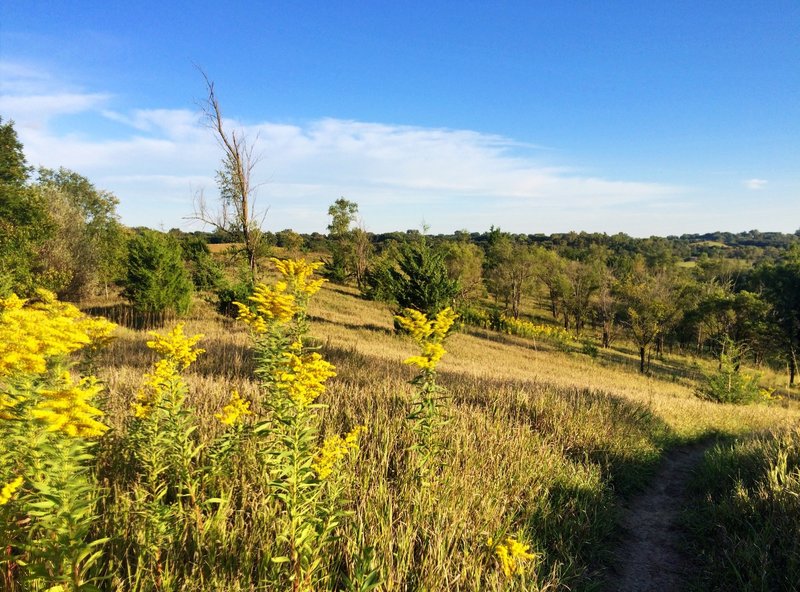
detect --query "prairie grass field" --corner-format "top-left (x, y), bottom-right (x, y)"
top-left (35, 276), bottom-right (793, 591)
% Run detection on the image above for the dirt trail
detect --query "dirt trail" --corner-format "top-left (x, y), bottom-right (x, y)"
top-left (604, 441), bottom-right (714, 592)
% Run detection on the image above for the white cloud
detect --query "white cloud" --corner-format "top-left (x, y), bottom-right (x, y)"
top-left (1, 60), bottom-right (686, 235)
top-left (744, 178), bottom-right (768, 190)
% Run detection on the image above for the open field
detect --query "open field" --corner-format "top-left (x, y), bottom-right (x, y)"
top-left (77, 278), bottom-right (800, 591)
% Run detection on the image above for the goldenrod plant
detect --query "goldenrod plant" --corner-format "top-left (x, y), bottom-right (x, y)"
top-left (123, 323), bottom-right (211, 589)
top-left (235, 258), bottom-right (372, 592)
top-left (487, 535), bottom-right (539, 580)
top-left (395, 307), bottom-right (457, 484)
top-left (0, 290), bottom-right (115, 591)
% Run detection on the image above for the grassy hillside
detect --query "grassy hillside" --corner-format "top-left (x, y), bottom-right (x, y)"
top-left (81, 278), bottom-right (799, 591)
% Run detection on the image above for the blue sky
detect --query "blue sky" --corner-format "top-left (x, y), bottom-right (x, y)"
top-left (1, 1), bottom-right (798, 236)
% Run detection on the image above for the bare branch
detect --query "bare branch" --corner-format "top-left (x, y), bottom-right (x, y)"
top-left (190, 68), bottom-right (268, 280)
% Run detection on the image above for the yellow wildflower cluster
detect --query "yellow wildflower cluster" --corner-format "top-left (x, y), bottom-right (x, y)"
top-left (312, 425), bottom-right (366, 480)
top-left (488, 536), bottom-right (538, 578)
top-left (235, 282), bottom-right (298, 332)
top-left (275, 350), bottom-right (337, 409)
top-left (31, 372), bottom-right (108, 438)
top-left (133, 324), bottom-right (204, 418)
top-left (146, 323), bottom-right (205, 370)
top-left (0, 475), bottom-right (24, 505)
top-left (215, 390), bottom-right (252, 426)
top-left (760, 387), bottom-right (781, 401)
top-left (272, 258), bottom-right (325, 297)
top-left (502, 316), bottom-right (574, 344)
top-left (0, 290), bottom-right (115, 378)
top-left (395, 307), bottom-right (458, 371)
top-left (404, 342), bottom-right (446, 371)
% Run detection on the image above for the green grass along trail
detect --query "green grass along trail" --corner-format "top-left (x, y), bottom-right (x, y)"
top-left (604, 440), bottom-right (716, 592)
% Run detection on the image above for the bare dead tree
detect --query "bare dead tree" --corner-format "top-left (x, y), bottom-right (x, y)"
top-left (190, 70), bottom-right (266, 280)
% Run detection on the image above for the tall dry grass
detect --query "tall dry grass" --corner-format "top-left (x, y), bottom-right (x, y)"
top-left (77, 279), bottom-right (800, 590)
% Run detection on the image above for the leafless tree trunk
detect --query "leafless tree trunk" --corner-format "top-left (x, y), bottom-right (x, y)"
top-left (190, 70), bottom-right (265, 281)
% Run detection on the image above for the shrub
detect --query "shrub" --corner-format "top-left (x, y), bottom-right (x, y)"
top-left (215, 276), bottom-right (254, 317)
top-left (696, 338), bottom-right (764, 404)
top-left (122, 230), bottom-right (192, 315)
top-left (387, 239), bottom-right (460, 319)
top-left (180, 235), bottom-right (223, 291)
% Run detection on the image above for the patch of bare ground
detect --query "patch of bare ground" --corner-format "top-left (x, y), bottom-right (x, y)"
top-left (604, 440), bottom-right (715, 592)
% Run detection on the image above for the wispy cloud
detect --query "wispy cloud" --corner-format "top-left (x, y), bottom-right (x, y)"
top-left (1, 59), bottom-right (685, 234)
top-left (744, 178), bottom-right (768, 190)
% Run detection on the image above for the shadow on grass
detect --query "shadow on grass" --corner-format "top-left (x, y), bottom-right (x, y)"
top-left (84, 303), bottom-right (178, 330)
top-left (308, 314), bottom-right (395, 337)
top-left (322, 342), bottom-right (679, 500)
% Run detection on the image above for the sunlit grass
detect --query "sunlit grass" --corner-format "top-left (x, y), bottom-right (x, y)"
top-left (77, 278), bottom-right (800, 590)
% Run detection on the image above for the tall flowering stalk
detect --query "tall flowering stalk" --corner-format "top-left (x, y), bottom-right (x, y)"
top-left (235, 258), bottom-right (368, 592)
top-left (124, 323), bottom-right (212, 587)
top-left (395, 307), bottom-right (457, 484)
top-left (0, 290), bottom-right (115, 591)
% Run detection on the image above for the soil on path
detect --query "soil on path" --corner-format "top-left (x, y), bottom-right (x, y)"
top-left (604, 440), bottom-right (715, 592)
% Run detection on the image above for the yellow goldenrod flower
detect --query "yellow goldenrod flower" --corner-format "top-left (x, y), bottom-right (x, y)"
top-left (32, 373), bottom-right (108, 438)
top-left (235, 282), bottom-right (298, 331)
top-left (431, 307), bottom-right (458, 340)
top-left (276, 351), bottom-right (337, 408)
top-left (272, 258), bottom-right (326, 297)
top-left (312, 425), bottom-right (366, 479)
top-left (132, 325), bottom-right (203, 418)
top-left (215, 390), bottom-right (252, 426)
top-left (146, 323), bottom-right (205, 370)
top-left (488, 536), bottom-right (538, 578)
top-left (395, 308), bottom-right (434, 342)
top-left (403, 342), bottom-right (446, 371)
top-left (0, 475), bottom-right (24, 505)
top-left (132, 358), bottom-right (177, 418)
top-left (0, 292), bottom-right (116, 377)
top-left (396, 308), bottom-right (457, 372)
top-left (0, 393), bottom-right (20, 420)
top-left (501, 316), bottom-right (574, 343)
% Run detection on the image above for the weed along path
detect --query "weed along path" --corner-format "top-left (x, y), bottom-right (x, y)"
top-left (604, 440), bottom-right (715, 592)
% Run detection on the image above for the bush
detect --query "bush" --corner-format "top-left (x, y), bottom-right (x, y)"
top-left (696, 338), bottom-right (763, 404)
top-left (388, 239), bottom-right (460, 318)
top-left (215, 277), bottom-right (254, 317)
top-left (180, 235), bottom-right (223, 291)
top-left (122, 230), bottom-right (192, 315)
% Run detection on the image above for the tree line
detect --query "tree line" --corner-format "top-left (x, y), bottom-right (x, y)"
top-left (318, 200), bottom-right (800, 385)
top-left (2, 116), bottom-right (798, 385)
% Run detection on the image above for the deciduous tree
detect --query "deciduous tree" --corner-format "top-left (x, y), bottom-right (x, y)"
top-left (192, 73), bottom-right (266, 281)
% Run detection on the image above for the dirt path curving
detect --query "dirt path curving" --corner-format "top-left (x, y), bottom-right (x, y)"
top-left (604, 441), bottom-right (715, 592)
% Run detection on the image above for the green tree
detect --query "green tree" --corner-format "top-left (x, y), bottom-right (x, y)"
top-left (180, 235), bottom-right (224, 291)
top-left (388, 238), bottom-right (459, 318)
top-left (757, 248), bottom-right (800, 385)
top-left (122, 230), bottom-right (193, 315)
top-left (617, 259), bottom-right (686, 373)
top-left (35, 167), bottom-right (126, 299)
top-left (592, 259), bottom-right (619, 348)
top-left (442, 240), bottom-right (484, 305)
top-left (325, 198), bottom-right (359, 283)
top-left (0, 118), bottom-right (49, 295)
top-left (485, 235), bottom-right (536, 319)
top-left (275, 229), bottom-right (304, 253)
top-left (533, 247), bottom-right (569, 321)
top-left (561, 259), bottom-right (600, 335)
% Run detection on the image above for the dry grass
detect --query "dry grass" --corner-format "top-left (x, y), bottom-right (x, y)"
top-left (85, 281), bottom-right (800, 590)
